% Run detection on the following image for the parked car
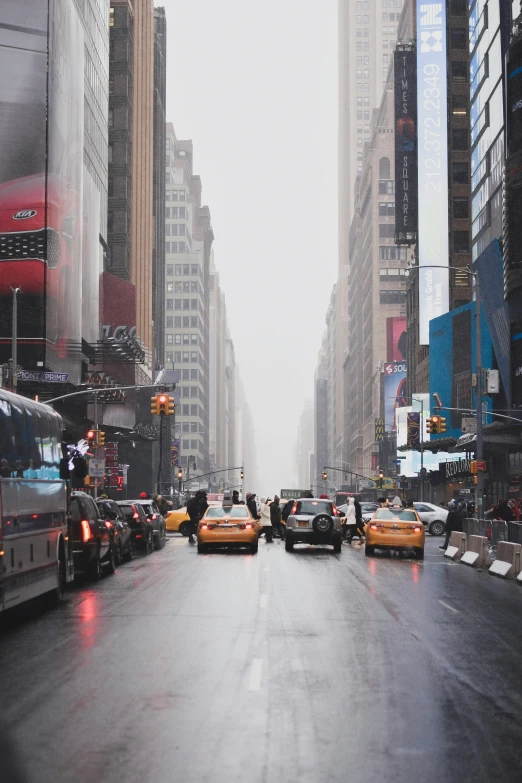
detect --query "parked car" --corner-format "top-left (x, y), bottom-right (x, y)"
top-left (114, 501), bottom-right (154, 554)
top-left (285, 498), bottom-right (343, 553)
top-left (413, 502), bottom-right (448, 536)
top-left (96, 498), bottom-right (133, 564)
top-left (70, 491), bottom-right (115, 580)
top-left (133, 499), bottom-right (166, 550)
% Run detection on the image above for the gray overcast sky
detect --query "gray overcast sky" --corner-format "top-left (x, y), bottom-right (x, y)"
top-left (161, 0), bottom-right (338, 495)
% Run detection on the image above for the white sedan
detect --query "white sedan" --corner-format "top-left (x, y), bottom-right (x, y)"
top-left (413, 503), bottom-right (448, 536)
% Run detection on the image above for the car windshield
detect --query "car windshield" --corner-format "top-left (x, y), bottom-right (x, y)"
top-left (362, 504), bottom-right (378, 513)
top-left (374, 509), bottom-right (419, 521)
top-left (205, 506), bottom-right (249, 519)
top-left (296, 501), bottom-right (333, 515)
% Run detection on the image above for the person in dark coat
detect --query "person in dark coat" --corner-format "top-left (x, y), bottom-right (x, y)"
top-left (440, 500), bottom-right (461, 550)
top-left (246, 493), bottom-right (260, 520)
top-left (281, 499), bottom-right (294, 523)
top-left (232, 490), bottom-right (242, 505)
top-left (270, 495), bottom-right (282, 537)
top-left (495, 499), bottom-right (514, 523)
top-left (186, 490), bottom-right (208, 543)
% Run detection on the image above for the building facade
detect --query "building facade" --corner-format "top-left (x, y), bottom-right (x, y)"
top-left (153, 7), bottom-right (167, 373)
top-left (164, 125), bottom-right (214, 474)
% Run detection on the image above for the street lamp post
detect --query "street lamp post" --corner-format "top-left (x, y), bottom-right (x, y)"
top-left (11, 287), bottom-right (21, 390)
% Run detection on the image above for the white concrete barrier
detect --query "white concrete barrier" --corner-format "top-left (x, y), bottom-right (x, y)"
top-left (489, 541), bottom-right (522, 579)
top-left (461, 535), bottom-right (492, 568)
top-left (444, 532), bottom-right (467, 561)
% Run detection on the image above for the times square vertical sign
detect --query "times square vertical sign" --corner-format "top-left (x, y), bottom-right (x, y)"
top-left (417, 1), bottom-right (449, 344)
top-left (394, 48), bottom-right (418, 245)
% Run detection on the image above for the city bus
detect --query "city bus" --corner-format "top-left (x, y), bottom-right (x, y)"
top-left (0, 389), bottom-right (74, 612)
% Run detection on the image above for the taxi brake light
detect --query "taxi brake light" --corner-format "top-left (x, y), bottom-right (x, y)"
top-left (135, 534), bottom-right (142, 539)
top-left (332, 505), bottom-right (339, 516)
top-left (81, 519), bottom-right (91, 542)
top-left (291, 503), bottom-right (297, 515)
top-left (201, 524), bottom-right (208, 530)
top-left (104, 521), bottom-right (113, 529)
top-left (151, 514), bottom-right (157, 520)
top-left (245, 523), bottom-right (254, 529)
top-left (370, 522), bottom-right (384, 530)
top-left (133, 512), bottom-right (139, 519)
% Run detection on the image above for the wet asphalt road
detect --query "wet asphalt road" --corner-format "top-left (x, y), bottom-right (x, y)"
top-left (1, 535), bottom-right (522, 783)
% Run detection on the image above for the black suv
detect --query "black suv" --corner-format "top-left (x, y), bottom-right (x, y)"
top-left (71, 492), bottom-right (115, 579)
top-left (114, 501), bottom-right (154, 554)
top-left (96, 498), bottom-right (133, 564)
top-left (133, 499), bottom-right (166, 550)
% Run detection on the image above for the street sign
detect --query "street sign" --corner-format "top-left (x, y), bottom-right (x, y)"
top-left (476, 460), bottom-right (487, 472)
top-left (18, 370), bottom-right (69, 383)
top-left (461, 417), bottom-right (477, 434)
top-left (280, 489), bottom-right (309, 500)
top-left (89, 458), bottom-right (106, 478)
top-left (375, 418), bottom-right (385, 441)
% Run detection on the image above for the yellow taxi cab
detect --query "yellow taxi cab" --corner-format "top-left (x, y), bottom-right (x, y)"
top-left (364, 506), bottom-right (425, 559)
top-left (197, 504), bottom-right (259, 554)
top-left (166, 500), bottom-right (221, 535)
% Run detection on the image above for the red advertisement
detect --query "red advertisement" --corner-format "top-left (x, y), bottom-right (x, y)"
top-left (386, 317), bottom-right (407, 362)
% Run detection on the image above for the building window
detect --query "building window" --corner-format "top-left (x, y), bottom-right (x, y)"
top-left (166, 299), bottom-right (173, 310)
top-left (379, 180), bottom-right (394, 193)
top-left (380, 290), bottom-right (406, 304)
top-left (379, 157), bottom-right (391, 178)
top-left (166, 334), bottom-right (173, 345)
top-left (174, 299), bottom-right (181, 310)
top-left (166, 264), bottom-right (173, 276)
top-left (452, 95), bottom-right (468, 117)
top-left (166, 352), bottom-right (173, 363)
top-left (450, 28), bottom-right (467, 49)
top-left (454, 231), bottom-right (470, 253)
top-left (108, 109), bottom-right (114, 128)
top-left (166, 316), bottom-right (173, 328)
top-left (453, 197), bottom-right (468, 219)
top-left (166, 282), bottom-right (174, 293)
top-left (379, 268), bottom-right (406, 280)
top-left (109, 6), bottom-right (115, 26)
top-left (452, 162), bottom-right (469, 184)
top-left (378, 202), bottom-right (395, 217)
top-left (451, 62), bottom-right (468, 83)
top-left (452, 128), bottom-right (468, 150)
top-left (191, 264), bottom-right (199, 275)
top-left (379, 246), bottom-right (407, 260)
top-left (379, 224), bottom-right (395, 238)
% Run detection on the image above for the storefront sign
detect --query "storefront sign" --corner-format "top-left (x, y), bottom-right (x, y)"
top-left (439, 457), bottom-right (471, 481)
top-left (18, 370), bottom-right (69, 383)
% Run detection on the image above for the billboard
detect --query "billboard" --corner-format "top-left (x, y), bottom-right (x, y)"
top-left (386, 316), bottom-right (407, 362)
top-left (383, 362), bottom-right (408, 432)
top-left (394, 48), bottom-right (417, 244)
top-left (429, 302), bottom-right (493, 440)
top-left (396, 404), bottom-right (464, 477)
top-left (0, 0), bottom-right (86, 384)
top-left (417, 0), bottom-right (449, 344)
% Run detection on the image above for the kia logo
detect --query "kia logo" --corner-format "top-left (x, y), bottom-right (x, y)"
top-left (13, 210), bottom-right (37, 220)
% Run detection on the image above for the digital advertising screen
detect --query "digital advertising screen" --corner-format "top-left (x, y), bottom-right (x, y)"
top-left (383, 361), bottom-right (408, 432)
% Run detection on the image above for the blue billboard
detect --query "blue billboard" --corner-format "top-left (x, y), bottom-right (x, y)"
top-left (429, 302), bottom-right (493, 440)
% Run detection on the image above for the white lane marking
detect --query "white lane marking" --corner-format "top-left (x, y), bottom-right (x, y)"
top-left (438, 599), bottom-right (459, 614)
top-left (260, 594), bottom-right (268, 609)
top-left (248, 659), bottom-right (263, 691)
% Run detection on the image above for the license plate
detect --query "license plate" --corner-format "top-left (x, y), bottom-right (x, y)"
top-left (219, 524), bottom-right (237, 529)
top-left (297, 521), bottom-right (309, 528)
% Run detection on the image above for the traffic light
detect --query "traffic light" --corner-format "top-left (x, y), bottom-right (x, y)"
top-left (87, 429), bottom-right (96, 447)
top-left (378, 469), bottom-right (384, 488)
top-left (98, 431), bottom-right (105, 447)
top-left (167, 396), bottom-right (175, 416)
top-left (240, 468), bottom-right (244, 480)
top-left (470, 461), bottom-right (478, 474)
top-left (157, 394), bottom-right (168, 415)
top-left (322, 470), bottom-right (327, 481)
top-left (426, 416), bottom-right (439, 435)
top-left (177, 468), bottom-right (183, 480)
top-left (150, 396), bottom-right (158, 416)
top-left (438, 417), bottom-right (447, 433)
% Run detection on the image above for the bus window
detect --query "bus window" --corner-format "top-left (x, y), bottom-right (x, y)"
top-left (25, 403), bottom-right (42, 471)
top-left (11, 402), bottom-right (29, 467)
top-left (39, 410), bottom-right (52, 471)
top-left (0, 397), bottom-right (14, 464)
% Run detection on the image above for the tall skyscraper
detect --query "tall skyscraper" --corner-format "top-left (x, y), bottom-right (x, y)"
top-left (153, 7), bottom-right (167, 373)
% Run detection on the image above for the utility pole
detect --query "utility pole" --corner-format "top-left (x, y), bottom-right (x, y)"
top-left (11, 287), bottom-right (21, 390)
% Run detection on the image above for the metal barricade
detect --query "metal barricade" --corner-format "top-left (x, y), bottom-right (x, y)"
top-left (509, 521), bottom-right (522, 545)
top-left (463, 518), bottom-right (489, 538)
top-left (491, 520), bottom-right (508, 549)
